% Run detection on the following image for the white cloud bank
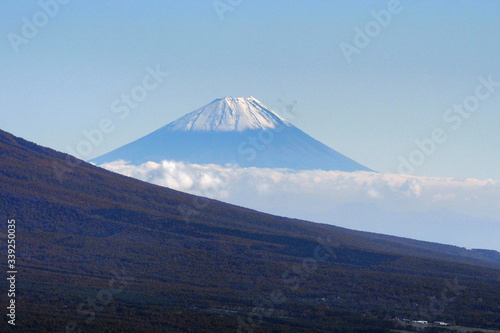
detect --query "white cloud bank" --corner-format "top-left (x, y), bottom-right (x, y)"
top-left (100, 160), bottom-right (500, 251)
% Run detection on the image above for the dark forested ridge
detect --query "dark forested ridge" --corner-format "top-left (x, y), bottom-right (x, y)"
top-left (0, 129), bottom-right (499, 332)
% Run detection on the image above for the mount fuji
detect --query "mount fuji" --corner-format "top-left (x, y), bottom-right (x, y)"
top-left (92, 96), bottom-right (372, 171)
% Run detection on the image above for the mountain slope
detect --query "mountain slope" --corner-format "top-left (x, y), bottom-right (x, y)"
top-left (91, 97), bottom-right (372, 171)
top-left (1, 129), bottom-right (499, 332)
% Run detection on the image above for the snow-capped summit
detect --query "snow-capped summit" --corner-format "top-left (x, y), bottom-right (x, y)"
top-left (166, 97), bottom-right (290, 132)
top-left (92, 96), bottom-right (372, 172)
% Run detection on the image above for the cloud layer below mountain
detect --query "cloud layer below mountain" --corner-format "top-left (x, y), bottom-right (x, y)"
top-left (100, 160), bottom-right (500, 251)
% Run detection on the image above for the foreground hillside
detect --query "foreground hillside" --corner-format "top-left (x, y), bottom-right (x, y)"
top-left (0, 129), bottom-right (499, 332)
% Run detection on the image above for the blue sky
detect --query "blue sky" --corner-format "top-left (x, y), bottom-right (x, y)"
top-left (1, 0), bottom-right (500, 179)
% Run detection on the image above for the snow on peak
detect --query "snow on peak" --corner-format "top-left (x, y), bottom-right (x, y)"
top-left (166, 97), bottom-right (290, 132)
